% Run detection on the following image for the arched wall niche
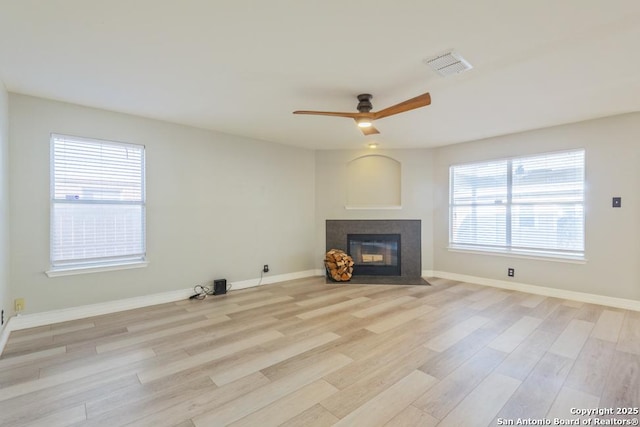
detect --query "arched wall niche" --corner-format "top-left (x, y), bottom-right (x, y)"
top-left (346, 154), bottom-right (401, 208)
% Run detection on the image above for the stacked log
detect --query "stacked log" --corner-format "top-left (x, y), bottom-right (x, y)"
top-left (324, 249), bottom-right (354, 282)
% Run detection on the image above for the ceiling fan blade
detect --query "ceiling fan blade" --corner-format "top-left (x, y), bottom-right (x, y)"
top-left (373, 92), bottom-right (431, 120)
top-left (360, 125), bottom-right (380, 136)
top-left (293, 110), bottom-right (363, 119)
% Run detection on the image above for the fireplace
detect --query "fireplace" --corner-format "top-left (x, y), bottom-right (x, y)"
top-left (326, 220), bottom-right (422, 282)
top-left (348, 234), bottom-right (401, 276)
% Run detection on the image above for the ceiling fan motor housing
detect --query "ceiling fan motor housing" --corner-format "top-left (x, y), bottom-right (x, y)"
top-left (357, 94), bottom-right (373, 113)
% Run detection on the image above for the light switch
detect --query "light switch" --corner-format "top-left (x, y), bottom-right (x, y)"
top-left (612, 197), bottom-right (621, 208)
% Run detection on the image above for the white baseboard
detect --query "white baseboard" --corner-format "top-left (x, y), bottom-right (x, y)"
top-left (431, 270), bottom-right (640, 311)
top-left (7, 267), bottom-right (635, 356)
top-left (422, 270), bottom-right (435, 278)
top-left (5, 269), bottom-right (320, 338)
top-left (0, 317), bottom-right (14, 358)
top-left (230, 270), bottom-right (321, 291)
top-left (8, 287), bottom-right (195, 333)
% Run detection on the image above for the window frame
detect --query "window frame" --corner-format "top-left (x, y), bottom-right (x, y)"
top-left (448, 149), bottom-right (586, 262)
top-left (47, 133), bottom-right (147, 276)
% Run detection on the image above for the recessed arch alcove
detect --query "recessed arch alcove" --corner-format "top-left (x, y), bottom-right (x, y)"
top-left (346, 154), bottom-right (401, 208)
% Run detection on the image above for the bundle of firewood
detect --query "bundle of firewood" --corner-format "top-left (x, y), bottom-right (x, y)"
top-left (324, 249), bottom-right (354, 282)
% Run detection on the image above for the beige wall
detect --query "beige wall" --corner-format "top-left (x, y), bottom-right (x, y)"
top-left (0, 83), bottom-right (9, 326)
top-left (9, 94), bottom-right (316, 313)
top-left (314, 114), bottom-right (640, 302)
top-left (433, 113), bottom-right (640, 300)
top-left (7, 92), bottom-right (639, 316)
top-left (346, 155), bottom-right (401, 207)
top-left (315, 149), bottom-right (435, 272)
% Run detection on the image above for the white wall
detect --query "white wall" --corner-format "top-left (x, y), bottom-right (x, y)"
top-left (9, 94), bottom-right (316, 314)
top-left (0, 82), bottom-right (10, 327)
top-left (315, 148), bottom-right (435, 272)
top-left (433, 113), bottom-right (640, 301)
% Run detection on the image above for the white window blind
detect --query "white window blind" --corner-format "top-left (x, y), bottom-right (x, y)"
top-left (449, 150), bottom-right (585, 259)
top-left (51, 134), bottom-right (146, 270)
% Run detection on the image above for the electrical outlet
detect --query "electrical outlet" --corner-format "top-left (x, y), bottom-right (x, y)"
top-left (263, 264), bottom-right (269, 273)
top-left (14, 298), bottom-right (25, 312)
top-left (507, 268), bottom-right (515, 277)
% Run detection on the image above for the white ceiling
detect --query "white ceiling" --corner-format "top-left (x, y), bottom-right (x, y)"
top-left (1, 1), bottom-right (638, 150)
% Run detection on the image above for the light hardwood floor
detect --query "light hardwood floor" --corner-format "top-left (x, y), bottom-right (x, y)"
top-left (1, 277), bottom-right (639, 426)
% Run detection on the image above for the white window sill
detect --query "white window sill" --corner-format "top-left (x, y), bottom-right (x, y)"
top-left (344, 205), bottom-right (402, 210)
top-left (46, 261), bottom-right (148, 277)
top-left (447, 246), bottom-right (586, 264)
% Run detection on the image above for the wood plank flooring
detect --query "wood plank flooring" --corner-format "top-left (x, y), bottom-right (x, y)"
top-left (1, 276), bottom-right (639, 426)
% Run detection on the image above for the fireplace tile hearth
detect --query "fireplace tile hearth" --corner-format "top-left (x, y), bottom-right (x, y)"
top-left (325, 275), bottom-right (430, 286)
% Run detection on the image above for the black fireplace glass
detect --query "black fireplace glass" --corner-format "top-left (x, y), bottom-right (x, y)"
top-left (347, 234), bottom-right (401, 276)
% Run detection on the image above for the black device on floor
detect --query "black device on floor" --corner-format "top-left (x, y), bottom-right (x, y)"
top-left (213, 279), bottom-right (227, 295)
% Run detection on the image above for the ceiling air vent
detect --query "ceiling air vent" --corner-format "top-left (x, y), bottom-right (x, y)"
top-left (424, 50), bottom-right (472, 77)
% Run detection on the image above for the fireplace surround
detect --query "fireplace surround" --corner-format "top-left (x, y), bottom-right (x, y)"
top-left (326, 220), bottom-right (422, 281)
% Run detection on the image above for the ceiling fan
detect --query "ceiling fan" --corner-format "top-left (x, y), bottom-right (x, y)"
top-left (293, 92), bottom-right (431, 135)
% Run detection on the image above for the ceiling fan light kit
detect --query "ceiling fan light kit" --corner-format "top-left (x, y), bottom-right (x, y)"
top-left (293, 92), bottom-right (431, 135)
top-left (356, 118), bottom-right (372, 128)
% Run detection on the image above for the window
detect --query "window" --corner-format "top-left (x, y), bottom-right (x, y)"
top-left (50, 134), bottom-right (146, 272)
top-left (449, 150), bottom-right (585, 259)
